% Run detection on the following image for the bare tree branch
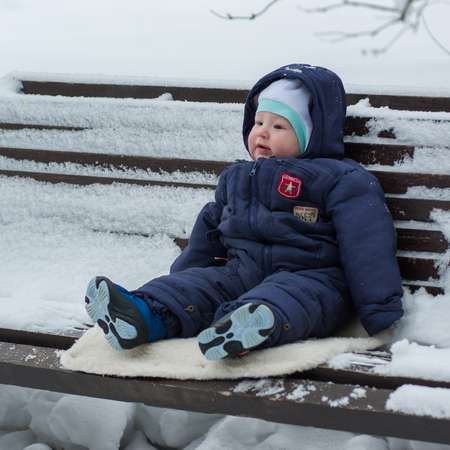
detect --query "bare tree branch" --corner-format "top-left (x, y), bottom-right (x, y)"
top-left (209, 0), bottom-right (449, 55)
top-left (317, 18), bottom-right (400, 41)
top-left (210, 0), bottom-right (282, 20)
top-left (365, 25), bottom-right (410, 55)
top-left (421, 8), bottom-right (450, 54)
top-left (399, 0), bottom-right (416, 20)
top-left (298, 0), bottom-right (439, 53)
top-left (297, 1), bottom-right (398, 14)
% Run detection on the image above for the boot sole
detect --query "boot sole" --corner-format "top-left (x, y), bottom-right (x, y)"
top-left (85, 277), bottom-right (140, 351)
top-left (197, 303), bottom-right (275, 360)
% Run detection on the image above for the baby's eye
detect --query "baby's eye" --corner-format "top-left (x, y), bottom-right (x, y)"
top-left (255, 121), bottom-right (263, 126)
top-left (273, 124), bottom-right (284, 130)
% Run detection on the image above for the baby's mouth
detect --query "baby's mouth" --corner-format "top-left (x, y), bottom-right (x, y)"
top-left (255, 145), bottom-right (271, 155)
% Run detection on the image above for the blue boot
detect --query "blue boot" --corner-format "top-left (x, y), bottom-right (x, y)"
top-left (85, 277), bottom-right (166, 351)
top-left (197, 303), bottom-right (275, 360)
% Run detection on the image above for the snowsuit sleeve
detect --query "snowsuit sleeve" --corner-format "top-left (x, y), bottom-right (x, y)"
top-left (170, 169), bottom-right (228, 273)
top-left (325, 168), bottom-right (403, 335)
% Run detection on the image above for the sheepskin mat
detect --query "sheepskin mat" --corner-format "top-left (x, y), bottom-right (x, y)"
top-left (60, 322), bottom-right (389, 380)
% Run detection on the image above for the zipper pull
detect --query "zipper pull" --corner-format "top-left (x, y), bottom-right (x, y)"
top-left (249, 160), bottom-right (259, 176)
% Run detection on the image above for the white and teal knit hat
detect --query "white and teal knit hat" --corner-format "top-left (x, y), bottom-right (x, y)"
top-left (256, 78), bottom-right (313, 154)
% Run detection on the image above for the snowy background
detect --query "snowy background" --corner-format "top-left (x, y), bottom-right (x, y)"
top-left (0, 0), bottom-right (449, 89)
top-left (1, 0), bottom-right (450, 449)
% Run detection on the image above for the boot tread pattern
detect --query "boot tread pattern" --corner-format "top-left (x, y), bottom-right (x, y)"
top-left (85, 277), bottom-right (138, 351)
top-left (197, 303), bottom-right (275, 360)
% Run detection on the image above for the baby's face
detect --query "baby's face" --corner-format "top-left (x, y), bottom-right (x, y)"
top-left (248, 111), bottom-right (300, 160)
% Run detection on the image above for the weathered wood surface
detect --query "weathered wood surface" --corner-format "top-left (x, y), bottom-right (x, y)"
top-left (18, 80), bottom-right (450, 112)
top-left (0, 123), bottom-right (85, 131)
top-left (2, 327), bottom-right (450, 392)
top-left (1, 339), bottom-right (450, 444)
top-left (1, 117), bottom-right (447, 142)
top-left (0, 143), bottom-right (443, 168)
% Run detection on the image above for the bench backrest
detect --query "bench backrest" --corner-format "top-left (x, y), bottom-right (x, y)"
top-left (1, 77), bottom-right (449, 295)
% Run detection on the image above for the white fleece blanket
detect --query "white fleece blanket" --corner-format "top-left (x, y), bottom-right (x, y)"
top-left (60, 322), bottom-right (388, 380)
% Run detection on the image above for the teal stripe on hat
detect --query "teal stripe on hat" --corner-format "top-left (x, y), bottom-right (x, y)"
top-left (257, 98), bottom-right (307, 154)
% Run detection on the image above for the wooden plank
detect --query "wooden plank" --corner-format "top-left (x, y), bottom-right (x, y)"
top-left (346, 93), bottom-right (450, 113)
top-left (2, 169), bottom-right (447, 238)
top-left (0, 169), bottom-right (215, 190)
top-left (0, 144), bottom-right (422, 168)
top-left (176, 231), bottom-right (448, 255)
top-left (3, 168), bottom-right (448, 251)
top-left (398, 256), bottom-right (446, 281)
top-left (0, 123), bottom-right (84, 131)
top-left (174, 237), bottom-right (448, 283)
top-left (3, 328), bottom-right (449, 392)
top-left (1, 118), bottom-right (445, 143)
top-left (1, 341), bottom-right (450, 444)
top-left (0, 117), bottom-right (393, 139)
top-left (375, 171), bottom-right (450, 193)
top-left (20, 81), bottom-right (248, 103)
top-left (3, 155), bottom-right (450, 198)
top-left (344, 117), bottom-right (450, 139)
top-left (18, 80), bottom-right (450, 112)
top-left (387, 197), bottom-right (450, 222)
top-left (396, 228), bottom-right (448, 253)
top-left (0, 147), bottom-right (228, 174)
top-left (344, 142), bottom-right (414, 166)
top-left (307, 365), bottom-right (450, 391)
top-left (404, 284), bottom-right (445, 295)
top-left (0, 327), bottom-right (81, 350)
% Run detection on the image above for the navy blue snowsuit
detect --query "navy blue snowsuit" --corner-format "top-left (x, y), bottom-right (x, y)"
top-left (134, 64), bottom-right (404, 347)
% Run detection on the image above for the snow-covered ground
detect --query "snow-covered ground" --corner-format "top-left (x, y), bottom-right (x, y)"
top-left (1, 0), bottom-right (450, 448)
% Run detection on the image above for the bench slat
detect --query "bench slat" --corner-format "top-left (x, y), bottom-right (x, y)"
top-left (0, 143), bottom-right (424, 168)
top-left (386, 197), bottom-right (450, 223)
top-left (173, 239), bottom-right (446, 283)
top-left (1, 118), bottom-right (445, 145)
top-left (18, 80), bottom-right (450, 112)
top-left (0, 123), bottom-right (84, 131)
top-left (1, 340), bottom-right (450, 444)
top-left (2, 171), bottom-right (446, 245)
top-left (0, 170), bottom-right (450, 222)
top-left (4, 327), bottom-right (450, 391)
top-left (375, 171), bottom-right (450, 193)
top-left (396, 228), bottom-right (448, 253)
top-left (0, 118), bottom-right (395, 139)
top-left (2, 160), bottom-right (450, 198)
top-left (344, 142), bottom-right (415, 165)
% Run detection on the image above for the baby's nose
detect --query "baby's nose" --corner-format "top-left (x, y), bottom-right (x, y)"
top-left (257, 126), bottom-right (269, 137)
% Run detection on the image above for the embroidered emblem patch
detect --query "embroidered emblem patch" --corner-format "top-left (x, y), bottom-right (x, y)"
top-left (293, 206), bottom-right (319, 223)
top-left (277, 173), bottom-right (302, 199)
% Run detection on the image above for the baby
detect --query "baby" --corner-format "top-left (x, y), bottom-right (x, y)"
top-left (85, 63), bottom-right (403, 360)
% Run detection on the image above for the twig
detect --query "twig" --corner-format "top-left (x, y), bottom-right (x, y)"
top-left (367, 25), bottom-right (410, 55)
top-left (297, 1), bottom-right (398, 14)
top-left (317, 18), bottom-right (401, 41)
top-left (210, 0), bottom-right (282, 20)
top-left (421, 9), bottom-right (450, 54)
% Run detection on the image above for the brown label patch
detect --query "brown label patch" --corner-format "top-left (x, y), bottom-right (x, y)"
top-left (293, 206), bottom-right (319, 223)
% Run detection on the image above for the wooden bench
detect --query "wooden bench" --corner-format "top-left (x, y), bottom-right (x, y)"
top-left (0, 76), bottom-right (449, 445)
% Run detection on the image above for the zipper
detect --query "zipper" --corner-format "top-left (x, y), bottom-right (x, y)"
top-left (248, 159), bottom-right (272, 275)
top-left (248, 160), bottom-right (261, 235)
top-left (249, 159), bottom-right (259, 177)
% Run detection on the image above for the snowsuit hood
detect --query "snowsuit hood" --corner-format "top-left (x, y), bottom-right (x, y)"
top-left (243, 64), bottom-right (347, 159)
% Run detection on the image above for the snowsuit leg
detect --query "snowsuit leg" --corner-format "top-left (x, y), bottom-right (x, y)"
top-left (213, 268), bottom-right (354, 349)
top-left (132, 251), bottom-right (265, 338)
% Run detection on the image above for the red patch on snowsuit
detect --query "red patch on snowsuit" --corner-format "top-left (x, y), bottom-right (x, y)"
top-left (277, 173), bottom-right (302, 199)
